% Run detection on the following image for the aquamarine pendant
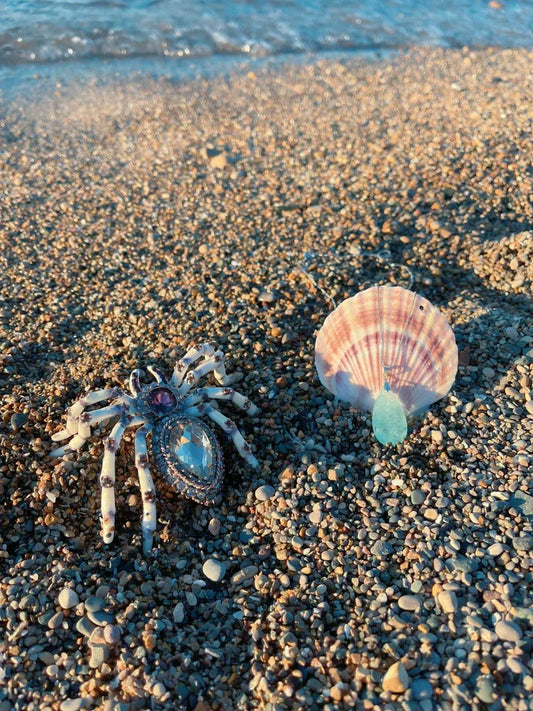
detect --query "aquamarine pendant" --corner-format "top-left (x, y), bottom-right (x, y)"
top-left (371, 384), bottom-right (408, 445)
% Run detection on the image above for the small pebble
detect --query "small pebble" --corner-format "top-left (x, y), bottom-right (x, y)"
top-left (475, 676), bottom-right (496, 704)
top-left (203, 558), bottom-right (226, 582)
top-left (10, 412), bottom-right (28, 430)
top-left (255, 485), bottom-right (275, 501)
top-left (437, 591), bottom-right (458, 614)
top-left (309, 508), bottom-right (322, 524)
top-left (152, 681), bottom-right (167, 699)
top-left (84, 596), bottom-right (105, 613)
top-left (208, 517), bottom-right (221, 535)
top-left (398, 595), bottom-right (421, 612)
top-left (410, 489), bottom-right (426, 505)
top-left (495, 619), bottom-right (522, 642)
top-left (371, 540), bottom-right (393, 556)
top-left (512, 535), bottom-right (533, 552)
top-left (76, 617), bottom-right (96, 638)
top-left (59, 700), bottom-right (85, 711)
top-left (488, 542), bottom-right (504, 556)
top-left (104, 624), bottom-right (121, 645)
top-left (48, 611), bottom-right (64, 630)
top-left (58, 587), bottom-right (79, 609)
top-left (411, 678), bottom-right (433, 700)
top-left (173, 602), bottom-right (185, 624)
top-left (89, 645), bottom-right (109, 669)
top-left (382, 661), bottom-right (410, 693)
top-left (87, 609), bottom-right (114, 627)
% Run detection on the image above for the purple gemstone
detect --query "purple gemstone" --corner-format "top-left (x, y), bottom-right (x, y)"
top-left (149, 388), bottom-right (177, 413)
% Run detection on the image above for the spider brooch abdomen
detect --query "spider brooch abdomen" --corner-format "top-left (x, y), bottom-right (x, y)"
top-left (50, 343), bottom-right (258, 554)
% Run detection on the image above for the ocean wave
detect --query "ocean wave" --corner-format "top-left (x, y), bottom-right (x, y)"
top-left (1, 0), bottom-right (532, 67)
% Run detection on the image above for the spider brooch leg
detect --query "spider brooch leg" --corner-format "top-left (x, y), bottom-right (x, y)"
top-left (50, 394), bottom-right (129, 458)
top-left (184, 399), bottom-right (259, 469)
top-left (134, 423), bottom-right (157, 555)
top-left (100, 418), bottom-right (130, 545)
top-left (171, 343), bottom-right (230, 391)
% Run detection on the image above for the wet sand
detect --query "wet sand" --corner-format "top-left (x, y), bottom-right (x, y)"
top-left (0, 49), bottom-right (532, 709)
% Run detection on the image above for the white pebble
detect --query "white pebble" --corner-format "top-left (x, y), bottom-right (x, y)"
top-left (203, 558), bottom-right (226, 582)
top-left (398, 595), bottom-right (421, 612)
top-left (255, 485), bottom-right (275, 501)
top-left (495, 619), bottom-right (522, 642)
top-left (58, 587), bottom-right (79, 610)
top-left (437, 591), bottom-right (458, 614)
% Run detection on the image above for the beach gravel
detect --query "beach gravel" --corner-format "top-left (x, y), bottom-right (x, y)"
top-left (0, 48), bottom-right (532, 709)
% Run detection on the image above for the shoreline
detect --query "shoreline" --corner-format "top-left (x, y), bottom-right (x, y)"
top-left (1, 48), bottom-right (532, 710)
top-left (0, 47), bottom-right (396, 106)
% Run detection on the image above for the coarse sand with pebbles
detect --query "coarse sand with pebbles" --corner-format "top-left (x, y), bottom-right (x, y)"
top-left (1, 48), bottom-right (532, 710)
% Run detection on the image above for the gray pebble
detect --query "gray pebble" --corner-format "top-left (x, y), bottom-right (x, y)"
top-left (84, 596), bottom-right (105, 612)
top-left (371, 540), bottom-right (393, 556)
top-left (58, 587), bottom-right (79, 609)
top-left (203, 558), bottom-right (226, 582)
top-left (173, 602), bottom-right (185, 624)
top-left (104, 624), bottom-right (121, 645)
top-left (507, 657), bottom-right (525, 674)
top-left (309, 508), bottom-right (322, 524)
top-left (398, 595), bottom-right (421, 612)
top-left (475, 676), bottom-right (496, 704)
top-left (89, 645), bottom-right (109, 668)
top-left (450, 556), bottom-right (478, 573)
top-left (87, 609), bottom-right (114, 627)
top-left (255, 485), bottom-right (275, 501)
top-left (10, 412), bottom-right (28, 430)
top-left (88, 626), bottom-right (106, 646)
top-left (48, 611), bottom-right (64, 629)
top-left (495, 619), bottom-right (522, 642)
top-left (257, 290), bottom-right (276, 303)
top-left (410, 489), bottom-right (426, 505)
top-left (411, 678), bottom-right (433, 700)
top-left (76, 616), bottom-right (96, 638)
top-left (512, 535), bottom-right (533, 552)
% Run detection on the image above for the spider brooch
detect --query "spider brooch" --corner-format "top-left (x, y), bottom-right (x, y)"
top-left (51, 344), bottom-right (258, 553)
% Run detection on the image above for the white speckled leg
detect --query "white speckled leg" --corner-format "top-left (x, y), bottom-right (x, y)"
top-left (134, 424), bottom-right (156, 555)
top-left (100, 419), bottom-right (129, 546)
top-left (183, 386), bottom-right (259, 415)
top-left (177, 352), bottom-right (230, 396)
top-left (170, 343), bottom-right (216, 388)
top-left (51, 388), bottom-right (121, 444)
top-left (187, 403), bottom-right (258, 468)
top-left (50, 402), bottom-right (128, 458)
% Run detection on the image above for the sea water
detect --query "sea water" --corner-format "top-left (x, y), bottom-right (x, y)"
top-left (1, 0), bottom-right (533, 91)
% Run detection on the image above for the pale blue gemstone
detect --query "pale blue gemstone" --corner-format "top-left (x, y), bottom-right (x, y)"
top-left (169, 422), bottom-right (213, 480)
top-left (372, 386), bottom-right (407, 445)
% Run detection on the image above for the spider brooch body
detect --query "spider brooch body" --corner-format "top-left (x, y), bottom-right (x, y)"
top-left (51, 344), bottom-right (258, 553)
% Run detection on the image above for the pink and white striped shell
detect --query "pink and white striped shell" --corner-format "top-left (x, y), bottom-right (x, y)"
top-left (315, 285), bottom-right (458, 416)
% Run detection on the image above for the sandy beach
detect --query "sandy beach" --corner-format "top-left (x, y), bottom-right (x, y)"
top-left (1, 48), bottom-right (532, 709)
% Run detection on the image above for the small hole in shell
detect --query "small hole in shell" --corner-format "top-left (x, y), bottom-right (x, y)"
top-left (419, 305), bottom-right (424, 310)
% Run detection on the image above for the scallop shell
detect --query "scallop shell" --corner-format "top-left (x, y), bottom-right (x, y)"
top-left (315, 285), bottom-right (458, 416)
